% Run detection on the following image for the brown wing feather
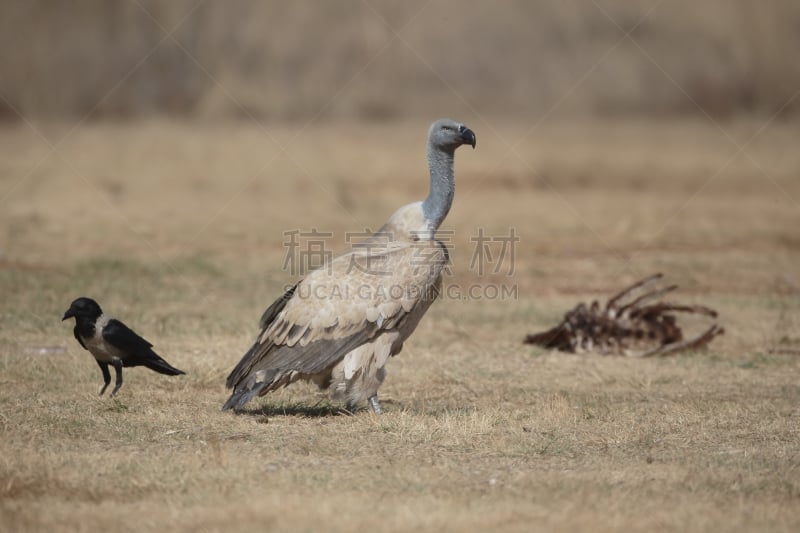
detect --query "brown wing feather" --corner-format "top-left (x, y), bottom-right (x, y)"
top-left (258, 283), bottom-right (297, 329)
top-left (224, 240), bottom-right (447, 410)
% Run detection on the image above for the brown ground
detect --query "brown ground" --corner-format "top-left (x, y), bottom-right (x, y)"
top-left (1, 117), bottom-right (799, 532)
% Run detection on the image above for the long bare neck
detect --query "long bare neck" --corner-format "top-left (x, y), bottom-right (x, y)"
top-left (421, 145), bottom-right (455, 232)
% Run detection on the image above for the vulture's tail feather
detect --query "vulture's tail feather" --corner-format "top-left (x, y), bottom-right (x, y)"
top-left (222, 383), bottom-right (266, 412)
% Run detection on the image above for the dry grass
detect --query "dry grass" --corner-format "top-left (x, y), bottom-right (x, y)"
top-left (1, 117), bottom-right (799, 532)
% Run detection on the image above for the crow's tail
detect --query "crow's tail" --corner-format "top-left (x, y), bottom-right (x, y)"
top-left (127, 350), bottom-right (185, 376)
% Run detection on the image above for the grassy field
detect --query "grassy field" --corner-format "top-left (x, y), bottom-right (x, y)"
top-left (1, 117), bottom-right (799, 532)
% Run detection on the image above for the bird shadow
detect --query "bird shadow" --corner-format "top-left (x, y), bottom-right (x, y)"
top-left (234, 398), bottom-right (403, 418)
top-left (236, 401), bottom-right (350, 418)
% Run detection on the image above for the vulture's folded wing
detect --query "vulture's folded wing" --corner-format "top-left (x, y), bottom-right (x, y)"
top-left (224, 240), bottom-right (447, 410)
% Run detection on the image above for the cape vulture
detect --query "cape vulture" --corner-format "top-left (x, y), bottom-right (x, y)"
top-left (224, 119), bottom-right (476, 413)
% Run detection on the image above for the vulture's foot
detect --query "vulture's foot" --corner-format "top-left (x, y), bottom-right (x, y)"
top-left (368, 395), bottom-right (383, 414)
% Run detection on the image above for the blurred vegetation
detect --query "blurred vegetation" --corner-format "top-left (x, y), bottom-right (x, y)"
top-left (0, 0), bottom-right (798, 120)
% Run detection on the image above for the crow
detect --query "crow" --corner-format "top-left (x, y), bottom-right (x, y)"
top-left (62, 297), bottom-right (185, 396)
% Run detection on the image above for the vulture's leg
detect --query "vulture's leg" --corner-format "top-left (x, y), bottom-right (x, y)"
top-left (110, 360), bottom-right (124, 397)
top-left (368, 395), bottom-right (383, 415)
top-left (96, 360), bottom-right (111, 396)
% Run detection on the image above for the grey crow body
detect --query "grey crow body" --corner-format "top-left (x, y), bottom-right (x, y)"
top-left (62, 297), bottom-right (185, 396)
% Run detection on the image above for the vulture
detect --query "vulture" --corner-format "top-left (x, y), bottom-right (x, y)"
top-left (224, 119), bottom-right (476, 413)
top-left (62, 297), bottom-right (185, 396)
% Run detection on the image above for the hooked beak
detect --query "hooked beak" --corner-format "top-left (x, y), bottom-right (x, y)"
top-left (62, 309), bottom-right (74, 321)
top-left (458, 125), bottom-right (476, 149)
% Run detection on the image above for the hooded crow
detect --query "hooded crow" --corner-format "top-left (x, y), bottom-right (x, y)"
top-left (62, 297), bottom-right (185, 396)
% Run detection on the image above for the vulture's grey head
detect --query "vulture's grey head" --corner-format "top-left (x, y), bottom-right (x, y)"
top-left (428, 118), bottom-right (476, 152)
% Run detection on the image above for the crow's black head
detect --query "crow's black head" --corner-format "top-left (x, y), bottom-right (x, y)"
top-left (62, 297), bottom-right (103, 322)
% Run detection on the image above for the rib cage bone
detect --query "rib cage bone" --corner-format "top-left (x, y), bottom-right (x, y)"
top-left (524, 273), bottom-right (724, 357)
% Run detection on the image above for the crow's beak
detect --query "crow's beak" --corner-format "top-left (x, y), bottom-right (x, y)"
top-left (62, 309), bottom-right (74, 321)
top-left (459, 125), bottom-right (476, 149)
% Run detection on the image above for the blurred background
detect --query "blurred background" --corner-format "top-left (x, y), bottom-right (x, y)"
top-left (1, 0), bottom-right (799, 121)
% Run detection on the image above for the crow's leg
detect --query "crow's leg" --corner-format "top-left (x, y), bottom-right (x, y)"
top-left (96, 360), bottom-right (111, 396)
top-left (110, 360), bottom-right (124, 397)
